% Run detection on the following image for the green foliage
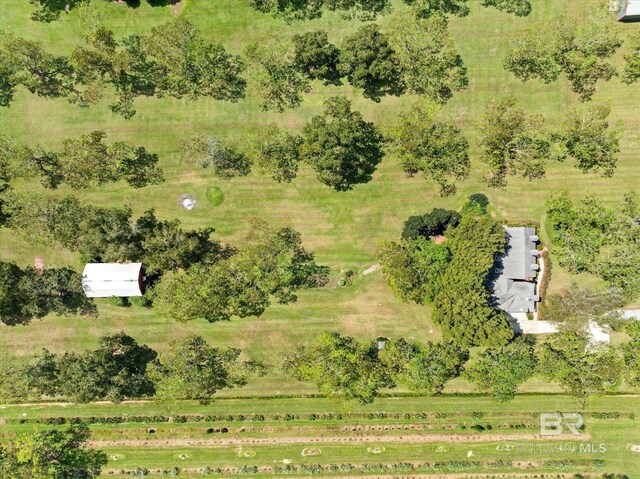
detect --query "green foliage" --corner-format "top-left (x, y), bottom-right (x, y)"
top-left (1, 131), bottom-right (163, 189)
top-left (555, 103), bottom-right (620, 178)
top-left (377, 237), bottom-right (451, 304)
top-left (246, 124), bottom-right (302, 183)
top-left (205, 186), bottom-right (225, 207)
top-left (149, 335), bottom-right (257, 401)
top-left (0, 35), bottom-right (81, 106)
top-left (542, 286), bottom-right (625, 336)
top-left (545, 191), bottom-right (640, 299)
top-left (2, 193), bottom-right (221, 272)
top-left (537, 332), bottom-right (622, 400)
top-left (480, 0), bottom-right (531, 16)
top-left (31, 332), bottom-right (158, 403)
top-left (381, 339), bottom-right (469, 394)
top-left (401, 208), bottom-right (461, 240)
top-left (152, 220), bottom-right (329, 322)
top-left (622, 340), bottom-right (640, 388)
top-left (626, 320), bottom-right (640, 340)
top-left (460, 193), bottom-right (489, 216)
top-left (292, 31), bottom-right (342, 86)
top-left (0, 261), bottom-right (96, 326)
top-left (432, 214), bottom-right (513, 347)
top-left (477, 97), bottom-right (550, 187)
top-left (465, 338), bottom-right (536, 401)
top-left (245, 38), bottom-right (311, 112)
top-left (387, 100), bottom-right (469, 196)
top-left (250, 0), bottom-right (390, 22)
top-left (282, 333), bottom-right (393, 404)
top-left (301, 96), bottom-right (383, 191)
top-left (389, 13), bottom-right (467, 103)
top-left (0, 425), bottom-right (107, 479)
top-left (183, 133), bottom-right (251, 179)
top-left (403, 0), bottom-right (470, 18)
top-left (338, 24), bottom-right (405, 102)
top-left (504, 14), bottom-right (621, 101)
top-left (623, 33), bottom-right (640, 85)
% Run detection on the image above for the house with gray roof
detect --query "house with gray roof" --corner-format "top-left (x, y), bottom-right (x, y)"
top-left (489, 226), bottom-right (540, 313)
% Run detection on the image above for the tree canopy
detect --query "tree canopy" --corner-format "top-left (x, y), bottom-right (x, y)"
top-left (246, 125), bottom-right (302, 183)
top-left (504, 14), bottom-right (621, 101)
top-left (338, 24), bottom-right (405, 102)
top-left (149, 335), bottom-right (258, 402)
top-left (377, 237), bottom-right (451, 304)
top-left (0, 425), bottom-right (107, 479)
top-left (282, 333), bottom-right (393, 404)
top-left (623, 33), bottom-right (640, 85)
top-left (537, 332), bottom-right (622, 401)
top-left (401, 208), bottom-right (461, 240)
top-left (555, 103), bottom-right (620, 178)
top-left (183, 133), bottom-right (252, 179)
top-left (387, 100), bottom-right (469, 196)
top-left (0, 261), bottom-right (95, 326)
top-left (245, 38), bottom-right (311, 112)
top-left (389, 13), bottom-right (467, 103)
top-left (477, 96), bottom-right (550, 187)
top-left (301, 96), bottom-right (384, 191)
top-left (292, 31), bottom-right (342, 86)
top-left (465, 338), bottom-right (536, 401)
top-left (250, 0), bottom-right (390, 22)
top-left (152, 220), bottom-right (329, 322)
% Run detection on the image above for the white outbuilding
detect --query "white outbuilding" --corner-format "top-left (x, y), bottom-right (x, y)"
top-left (82, 263), bottom-right (145, 298)
top-left (619, 0), bottom-right (640, 22)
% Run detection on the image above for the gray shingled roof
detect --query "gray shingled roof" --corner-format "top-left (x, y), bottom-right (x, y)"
top-left (489, 226), bottom-right (540, 313)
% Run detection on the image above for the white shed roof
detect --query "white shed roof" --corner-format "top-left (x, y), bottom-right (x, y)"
top-left (619, 0), bottom-right (640, 20)
top-left (82, 263), bottom-right (144, 298)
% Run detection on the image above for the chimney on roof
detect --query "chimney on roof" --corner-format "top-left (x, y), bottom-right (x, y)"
top-left (530, 235), bottom-right (539, 242)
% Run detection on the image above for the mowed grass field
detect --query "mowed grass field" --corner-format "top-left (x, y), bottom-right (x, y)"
top-left (2, 396), bottom-right (640, 477)
top-left (0, 0), bottom-right (639, 395)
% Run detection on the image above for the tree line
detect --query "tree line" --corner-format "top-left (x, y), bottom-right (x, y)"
top-left (0, 191), bottom-right (329, 325)
top-left (3, 324), bottom-right (639, 406)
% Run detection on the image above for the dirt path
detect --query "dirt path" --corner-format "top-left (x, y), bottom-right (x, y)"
top-left (90, 432), bottom-right (589, 448)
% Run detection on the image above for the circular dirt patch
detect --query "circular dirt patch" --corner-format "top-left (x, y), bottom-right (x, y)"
top-left (178, 454), bottom-right (190, 460)
top-left (179, 194), bottom-right (196, 210)
top-left (205, 186), bottom-right (224, 207)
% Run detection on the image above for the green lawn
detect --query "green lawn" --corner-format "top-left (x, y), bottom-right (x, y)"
top-left (0, 0), bottom-right (639, 396)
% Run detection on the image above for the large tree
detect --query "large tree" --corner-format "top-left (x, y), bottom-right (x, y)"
top-left (380, 338), bottom-right (468, 394)
top-left (152, 220), bottom-right (329, 322)
top-left (623, 33), bottom-right (640, 85)
top-left (250, 0), bottom-right (390, 22)
top-left (480, 0), bottom-right (530, 16)
top-left (389, 13), bottom-right (467, 103)
top-left (338, 24), bottom-right (405, 102)
top-left (245, 38), bottom-right (311, 112)
top-left (0, 425), bottom-right (107, 479)
top-left (477, 97), bottom-right (550, 187)
top-left (402, 0), bottom-right (470, 18)
top-left (0, 35), bottom-right (81, 106)
top-left (555, 103), bottom-right (620, 178)
top-left (246, 124), bottom-right (302, 183)
top-left (301, 96), bottom-right (384, 191)
top-left (465, 338), bottom-right (536, 401)
top-left (0, 261), bottom-right (95, 326)
top-left (377, 237), bottom-right (451, 305)
top-left (292, 31), bottom-right (342, 86)
top-left (282, 333), bottom-right (393, 404)
top-left (54, 332), bottom-right (158, 403)
top-left (387, 101), bottom-right (469, 196)
top-left (537, 332), bottom-right (622, 401)
top-left (401, 208), bottom-right (461, 240)
top-left (149, 335), bottom-right (258, 401)
top-left (504, 14), bottom-right (621, 101)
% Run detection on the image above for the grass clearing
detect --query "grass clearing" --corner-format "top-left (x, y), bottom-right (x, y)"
top-left (0, 1), bottom-right (638, 389)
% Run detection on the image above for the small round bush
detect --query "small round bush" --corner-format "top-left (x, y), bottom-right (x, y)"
top-left (205, 186), bottom-right (224, 207)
